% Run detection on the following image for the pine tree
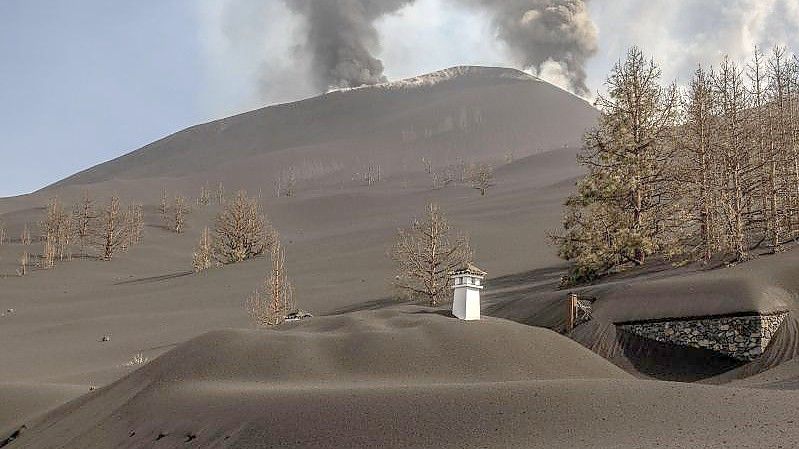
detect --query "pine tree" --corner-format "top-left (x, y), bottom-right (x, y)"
top-left (554, 47), bottom-right (679, 282)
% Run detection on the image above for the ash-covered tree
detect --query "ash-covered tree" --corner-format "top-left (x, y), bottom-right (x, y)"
top-left (71, 191), bottom-right (98, 254)
top-left (553, 47), bottom-right (680, 282)
top-left (468, 163), bottom-right (495, 196)
top-left (213, 190), bottom-right (275, 264)
top-left (713, 57), bottom-right (756, 262)
top-left (127, 204), bottom-right (144, 246)
top-left (390, 203), bottom-right (472, 306)
top-left (40, 197), bottom-right (72, 263)
top-left (192, 226), bottom-right (215, 272)
top-left (96, 195), bottom-right (129, 261)
top-left (677, 65), bottom-right (721, 262)
top-left (247, 240), bottom-right (296, 326)
top-left (172, 195), bottom-right (189, 233)
top-left (159, 188), bottom-right (169, 226)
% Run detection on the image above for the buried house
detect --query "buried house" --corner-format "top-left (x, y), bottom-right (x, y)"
top-left (615, 311), bottom-right (789, 361)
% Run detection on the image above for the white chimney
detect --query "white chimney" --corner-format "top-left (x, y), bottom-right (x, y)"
top-left (450, 264), bottom-right (486, 321)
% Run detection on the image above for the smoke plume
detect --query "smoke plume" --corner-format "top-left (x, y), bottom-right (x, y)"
top-left (455, 0), bottom-right (598, 96)
top-left (284, 0), bottom-right (415, 91)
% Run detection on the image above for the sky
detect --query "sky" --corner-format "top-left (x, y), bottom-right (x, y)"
top-left (2, 0), bottom-right (799, 197)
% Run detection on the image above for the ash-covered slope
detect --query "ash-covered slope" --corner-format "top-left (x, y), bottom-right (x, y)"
top-left (10, 309), bottom-right (799, 449)
top-left (47, 66), bottom-right (596, 191)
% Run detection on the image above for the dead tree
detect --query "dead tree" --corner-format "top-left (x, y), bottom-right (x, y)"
top-left (173, 195), bottom-right (189, 233)
top-left (468, 163), bottom-right (495, 196)
top-left (71, 191), bottom-right (98, 254)
top-left (192, 226), bottom-right (215, 272)
top-left (127, 204), bottom-right (144, 246)
top-left (216, 182), bottom-right (225, 205)
top-left (680, 66), bottom-right (721, 262)
top-left (390, 203), bottom-right (472, 306)
top-left (159, 188), bottom-right (169, 226)
top-left (20, 224), bottom-right (31, 246)
top-left (41, 233), bottom-right (56, 269)
top-left (41, 198), bottom-right (71, 261)
top-left (214, 191), bottom-right (275, 264)
top-left (714, 57), bottom-right (754, 262)
top-left (17, 251), bottom-right (29, 276)
top-left (247, 240), bottom-right (296, 326)
top-left (198, 185), bottom-right (210, 207)
top-left (275, 167), bottom-right (298, 198)
top-left (97, 195), bottom-right (129, 261)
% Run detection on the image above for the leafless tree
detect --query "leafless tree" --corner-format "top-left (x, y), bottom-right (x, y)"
top-left (159, 188), bottom-right (169, 226)
top-left (173, 195), bottom-right (189, 233)
top-left (390, 203), bottom-right (472, 306)
top-left (713, 56), bottom-right (754, 262)
top-left (214, 191), bottom-right (275, 264)
top-left (247, 240), bottom-right (296, 326)
top-left (127, 204), bottom-right (144, 246)
top-left (72, 191), bottom-right (98, 254)
top-left (679, 65), bottom-right (721, 262)
top-left (192, 226), bottom-right (215, 272)
top-left (197, 184), bottom-right (210, 207)
top-left (97, 195), bottom-right (129, 261)
top-left (41, 233), bottom-right (56, 269)
top-left (275, 167), bottom-right (298, 198)
top-left (17, 251), bottom-right (29, 276)
top-left (40, 198), bottom-right (71, 262)
top-left (20, 224), bottom-right (31, 246)
top-left (468, 163), bottom-right (495, 196)
top-left (216, 182), bottom-right (225, 205)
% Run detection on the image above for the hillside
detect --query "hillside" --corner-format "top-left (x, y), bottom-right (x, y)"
top-left (6, 64), bottom-right (799, 447)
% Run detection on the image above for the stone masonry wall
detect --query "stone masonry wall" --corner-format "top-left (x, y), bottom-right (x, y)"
top-left (617, 312), bottom-right (788, 361)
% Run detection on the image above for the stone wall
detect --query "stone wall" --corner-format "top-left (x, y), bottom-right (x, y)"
top-left (616, 312), bottom-right (788, 361)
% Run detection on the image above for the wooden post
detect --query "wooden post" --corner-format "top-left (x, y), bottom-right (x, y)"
top-left (566, 293), bottom-right (577, 333)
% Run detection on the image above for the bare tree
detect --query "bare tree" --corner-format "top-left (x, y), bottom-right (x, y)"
top-left (216, 182), bottom-right (225, 205)
top-left (214, 191), bottom-right (275, 264)
top-left (197, 185), bottom-right (210, 207)
top-left (679, 65), bottom-right (721, 262)
top-left (72, 191), bottom-right (98, 254)
top-left (40, 198), bottom-right (71, 262)
top-left (159, 188), bottom-right (169, 226)
top-left (247, 240), bottom-right (296, 326)
top-left (97, 195), bottom-right (129, 261)
top-left (41, 233), bottom-right (56, 269)
top-left (714, 56), bottom-right (754, 262)
top-left (275, 167), bottom-right (298, 198)
top-left (20, 224), bottom-right (31, 246)
top-left (127, 204), bottom-right (144, 246)
top-left (17, 251), bottom-right (29, 276)
top-left (390, 203), bottom-right (472, 306)
top-left (192, 226), bottom-right (215, 272)
top-left (173, 195), bottom-right (189, 233)
top-left (468, 163), bottom-right (495, 196)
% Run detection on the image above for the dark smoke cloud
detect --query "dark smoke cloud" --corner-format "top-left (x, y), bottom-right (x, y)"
top-left (284, 0), bottom-right (415, 91)
top-left (455, 0), bottom-right (598, 95)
